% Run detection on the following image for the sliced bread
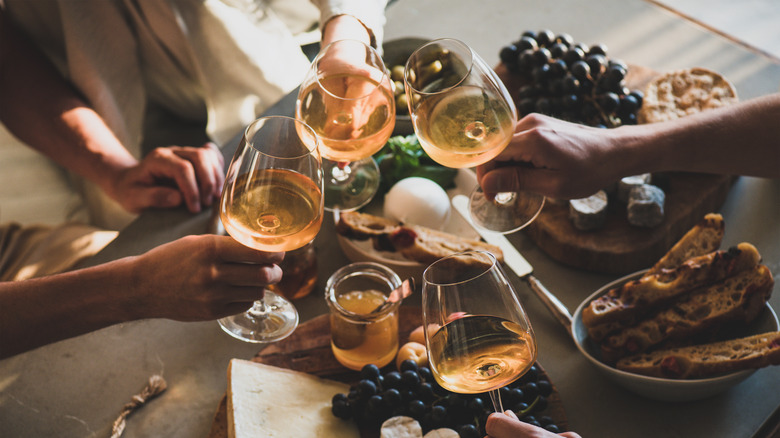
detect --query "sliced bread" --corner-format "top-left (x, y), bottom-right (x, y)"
top-left (616, 331), bottom-right (780, 379)
top-left (600, 264), bottom-right (774, 363)
top-left (582, 242), bottom-right (761, 329)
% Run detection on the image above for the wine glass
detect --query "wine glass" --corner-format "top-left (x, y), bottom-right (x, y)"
top-left (296, 39), bottom-right (395, 212)
top-left (218, 116), bottom-right (323, 343)
top-left (404, 38), bottom-right (545, 233)
top-left (421, 250), bottom-right (537, 413)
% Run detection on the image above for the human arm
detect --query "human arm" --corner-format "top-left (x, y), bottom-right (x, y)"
top-left (0, 9), bottom-right (223, 214)
top-left (485, 410), bottom-right (581, 438)
top-left (0, 235), bottom-right (282, 358)
top-left (477, 93), bottom-right (780, 200)
top-left (313, 0), bottom-right (388, 48)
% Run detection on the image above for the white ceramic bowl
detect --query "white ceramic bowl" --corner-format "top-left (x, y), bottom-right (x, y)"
top-left (571, 270), bottom-right (779, 402)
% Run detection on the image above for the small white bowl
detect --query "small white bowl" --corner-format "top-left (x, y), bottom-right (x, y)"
top-left (571, 270), bottom-right (779, 402)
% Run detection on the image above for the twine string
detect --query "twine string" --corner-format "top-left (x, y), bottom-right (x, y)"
top-left (110, 374), bottom-right (167, 438)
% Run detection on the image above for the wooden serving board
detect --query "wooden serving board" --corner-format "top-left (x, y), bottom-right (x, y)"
top-left (208, 306), bottom-right (568, 437)
top-left (495, 63), bottom-right (734, 275)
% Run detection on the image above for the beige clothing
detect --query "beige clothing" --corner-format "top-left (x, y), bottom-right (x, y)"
top-left (4, 0), bottom-right (387, 230)
top-left (0, 222), bottom-right (118, 281)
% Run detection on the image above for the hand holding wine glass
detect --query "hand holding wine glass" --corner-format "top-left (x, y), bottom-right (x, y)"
top-left (404, 39), bottom-right (545, 233)
top-left (217, 116), bottom-right (323, 343)
top-left (422, 251), bottom-right (537, 413)
top-left (296, 39), bottom-right (395, 212)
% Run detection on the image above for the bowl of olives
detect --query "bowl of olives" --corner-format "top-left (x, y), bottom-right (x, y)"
top-left (382, 37), bottom-right (431, 135)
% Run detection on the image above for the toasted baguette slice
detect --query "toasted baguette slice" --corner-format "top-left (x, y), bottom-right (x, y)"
top-left (582, 242), bottom-right (761, 329)
top-left (646, 213), bottom-right (725, 276)
top-left (600, 264), bottom-right (774, 363)
top-left (336, 211), bottom-right (504, 265)
top-left (616, 331), bottom-right (780, 379)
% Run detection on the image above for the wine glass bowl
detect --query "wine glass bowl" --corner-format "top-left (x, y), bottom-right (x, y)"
top-left (422, 251), bottom-right (537, 411)
top-left (218, 116), bottom-right (323, 343)
top-left (404, 39), bottom-right (517, 169)
top-left (404, 39), bottom-right (545, 234)
top-left (296, 39), bottom-right (396, 212)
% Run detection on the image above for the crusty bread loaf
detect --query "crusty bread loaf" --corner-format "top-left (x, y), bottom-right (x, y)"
top-left (582, 242), bottom-right (761, 330)
top-left (599, 264), bottom-right (774, 363)
top-left (646, 213), bottom-right (725, 276)
top-left (638, 67), bottom-right (738, 124)
top-left (616, 331), bottom-right (780, 379)
top-left (336, 211), bottom-right (504, 265)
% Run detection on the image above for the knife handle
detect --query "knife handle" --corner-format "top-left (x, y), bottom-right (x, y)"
top-left (525, 274), bottom-right (573, 336)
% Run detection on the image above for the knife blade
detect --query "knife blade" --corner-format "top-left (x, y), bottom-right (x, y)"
top-left (452, 195), bottom-right (573, 333)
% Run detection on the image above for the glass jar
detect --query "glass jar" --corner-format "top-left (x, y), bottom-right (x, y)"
top-left (325, 262), bottom-right (401, 371)
top-left (267, 240), bottom-right (318, 300)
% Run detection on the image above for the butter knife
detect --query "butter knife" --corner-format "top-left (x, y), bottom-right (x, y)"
top-left (452, 195), bottom-right (573, 334)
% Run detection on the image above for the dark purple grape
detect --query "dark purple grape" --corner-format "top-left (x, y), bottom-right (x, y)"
top-left (549, 42), bottom-right (568, 59)
top-left (517, 49), bottom-right (536, 72)
top-left (431, 405), bottom-right (448, 424)
top-left (383, 371), bottom-right (402, 389)
top-left (588, 43), bottom-right (608, 56)
top-left (536, 29), bottom-right (556, 46)
top-left (570, 60), bottom-right (590, 81)
top-left (399, 359), bottom-right (419, 373)
top-left (458, 424), bottom-right (481, 438)
top-left (536, 380), bottom-right (553, 397)
top-left (500, 44), bottom-right (520, 66)
top-left (555, 33), bottom-right (574, 47)
top-left (332, 399), bottom-right (352, 419)
top-left (548, 59), bottom-right (567, 78)
top-left (532, 47), bottom-right (551, 66)
top-left (562, 46), bottom-right (585, 65)
top-left (408, 399), bottom-right (426, 419)
top-left (361, 364), bottom-right (382, 381)
top-left (585, 54), bottom-right (608, 77)
top-left (401, 369), bottom-right (421, 389)
top-left (383, 388), bottom-right (402, 407)
top-left (516, 36), bottom-right (539, 52)
top-left (357, 379), bottom-right (378, 399)
top-left (599, 92), bottom-right (620, 113)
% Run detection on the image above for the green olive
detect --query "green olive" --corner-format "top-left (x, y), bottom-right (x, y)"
top-left (396, 93), bottom-right (409, 114)
top-left (393, 81), bottom-right (404, 96)
top-left (390, 64), bottom-right (405, 82)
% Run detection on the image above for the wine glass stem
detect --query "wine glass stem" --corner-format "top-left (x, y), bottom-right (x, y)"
top-left (247, 296), bottom-right (268, 318)
top-left (494, 191), bottom-right (516, 205)
top-left (488, 388), bottom-right (504, 413)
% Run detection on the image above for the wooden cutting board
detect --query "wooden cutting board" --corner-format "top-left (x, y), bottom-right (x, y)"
top-left (495, 63), bottom-right (734, 275)
top-left (208, 306), bottom-right (568, 437)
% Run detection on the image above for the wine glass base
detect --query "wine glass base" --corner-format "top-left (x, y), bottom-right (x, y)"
top-left (469, 187), bottom-right (546, 234)
top-left (323, 157), bottom-right (380, 212)
top-left (218, 292), bottom-right (299, 343)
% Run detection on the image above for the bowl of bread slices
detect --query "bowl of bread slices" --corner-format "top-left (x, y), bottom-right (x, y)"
top-left (571, 213), bottom-right (780, 402)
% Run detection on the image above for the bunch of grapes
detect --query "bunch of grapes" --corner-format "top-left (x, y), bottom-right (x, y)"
top-left (500, 29), bottom-right (643, 127)
top-left (331, 360), bottom-right (563, 438)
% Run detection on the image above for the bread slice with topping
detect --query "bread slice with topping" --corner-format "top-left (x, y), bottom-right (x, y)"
top-left (336, 210), bottom-right (504, 265)
top-left (646, 213), bottom-right (725, 276)
top-left (599, 264), bottom-right (774, 363)
top-left (582, 242), bottom-right (761, 331)
top-left (616, 330), bottom-right (780, 379)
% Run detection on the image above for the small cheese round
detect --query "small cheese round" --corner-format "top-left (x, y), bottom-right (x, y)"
top-left (384, 177), bottom-right (451, 230)
top-left (381, 416), bottom-right (423, 438)
top-left (627, 184), bottom-right (665, 227)
top-left (569, 190), bottom-right (608, 231)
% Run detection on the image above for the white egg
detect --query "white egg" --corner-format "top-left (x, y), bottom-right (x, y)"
top-left (384, 177), bottom-right (451, 230)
